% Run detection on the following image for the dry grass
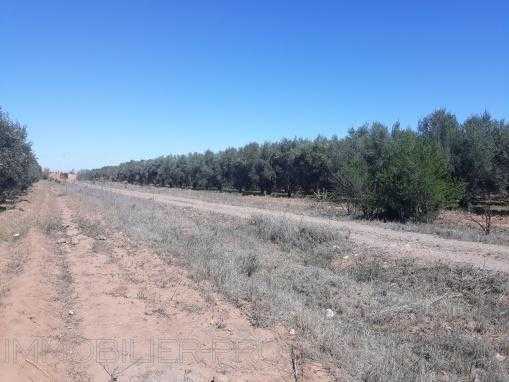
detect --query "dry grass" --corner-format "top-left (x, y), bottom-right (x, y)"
top-left (83, 181), bottom-right (509, 246)
top-left (67, 183), bottom-right (509, 381)
top-left (249, 215), bottom-right (351, 267)
top-left (0, 183), bottom-right (62, 241)
top-left (5, 247), bottom-right (27, 274)
top-left (73, 215), bottom-right (105, 239)
top-left (39, 215), bottom-right (65, 235)
top-left (0, 183), bottom-right (63, 312)
top-left (368, 216), bottom-right (509, 247)
top-left (86, 180), bottom-right (346, 217)
top-left (0, 209), bottom-right (33, 242)
top-left (250, 214), bottom-right (345, 249)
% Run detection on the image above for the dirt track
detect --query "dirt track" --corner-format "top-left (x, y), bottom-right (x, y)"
top-left (0, 183), bottom-right (330, 381)
top-left (2, 182), bottom-right (508, 381)
top-left (88, 183), bottom-right (509, 273)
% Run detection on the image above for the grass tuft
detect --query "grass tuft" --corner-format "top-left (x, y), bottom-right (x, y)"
top-left (39, 215), bottom-right (64, 234)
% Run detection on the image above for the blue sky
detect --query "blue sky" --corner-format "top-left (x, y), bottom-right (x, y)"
top-left (1, 0), bottom-right (508, 171)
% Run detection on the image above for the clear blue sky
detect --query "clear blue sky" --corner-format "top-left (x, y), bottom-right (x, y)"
top-left (1, 0), bottom-right (508, 171)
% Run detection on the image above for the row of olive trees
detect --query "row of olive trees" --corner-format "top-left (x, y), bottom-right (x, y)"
top-left (0, 108), bottom-right (41, 203)
top-left (80, 110), bottom-right (508, 222)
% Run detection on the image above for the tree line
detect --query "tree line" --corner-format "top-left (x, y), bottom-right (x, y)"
top-left (0, 108), bottom-right (41, 203)
top-left (80, 109), bottom-right (508, 222)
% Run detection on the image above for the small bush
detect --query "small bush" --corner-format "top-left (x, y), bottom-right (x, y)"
top-left (236, 252), bottom-right (259, 277)
top-left (350, 257), bottom-right (384, 282)
top-left (73, 216), bottom-right (105, 239)
top-left (39, 215), bottom-right (64, 234)
top-left (249, 214), bottom-right (341, 251)
top-left (249, 214), bottom-right (350, 267)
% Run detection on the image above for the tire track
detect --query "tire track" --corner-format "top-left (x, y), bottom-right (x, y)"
top-left (87, 183), bottom-right (509, 273)
top-left (59, 187), bottom-right (321, 381)
top-left (0, 184), bottom-right (90, 381)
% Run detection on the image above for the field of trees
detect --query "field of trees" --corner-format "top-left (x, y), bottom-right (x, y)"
top-left (1, 105), bottom-right (508, 381)
top-left (80, 109), bottom-right (509, 223)
top-left (0, 108), bottom-right (41, 204)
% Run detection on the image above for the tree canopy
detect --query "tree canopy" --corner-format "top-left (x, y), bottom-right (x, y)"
top-left (80, 109), bottom-right (508, 222)
top-left (0, 108), bottom-right (41, 202)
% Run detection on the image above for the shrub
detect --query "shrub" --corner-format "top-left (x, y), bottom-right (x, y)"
top-left (248, 214), bottom-right (350, 267)
top-left (249, 214), bottom-right (342, 251)
top-left (372, 130), bottom-right (463, 222)
top-left (334, 125), bottom-right (463, 222)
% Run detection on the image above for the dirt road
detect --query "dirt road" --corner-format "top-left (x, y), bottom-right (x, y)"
top-left (1, 183), bottom-right (330, 381)
top-left (87, 183), bottom-right (509, 273)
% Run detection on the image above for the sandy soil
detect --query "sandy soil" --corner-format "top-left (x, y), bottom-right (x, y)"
top-left (88, 184), bottom-right (509, 273)
top-left (0, 189), bottom-right (70, 381)
top-left (0, 183), bottom-right (332, 381)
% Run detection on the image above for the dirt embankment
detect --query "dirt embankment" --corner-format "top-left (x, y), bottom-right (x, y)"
top-left (0, 182), bottom-right (331, 381)
top-left (87, 184), bottom-right (509, 273)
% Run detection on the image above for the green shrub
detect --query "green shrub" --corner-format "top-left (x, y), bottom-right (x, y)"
top-left (372, 130), bottom-right (463, 222)
top-left (334, 125), bottom-right (463, 222)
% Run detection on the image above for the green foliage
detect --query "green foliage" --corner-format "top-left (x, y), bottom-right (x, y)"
top-left (419, 110), bottom-right (508, 203)
top-left (454, 113), bottom-right (508, 201)
top-left (418, 108), bottom-right (460, 170)
top-left (333, 124), bottom-right (463, 221)
top-left (373, 129), bottom-right (462, 221)
top-left (0, 108), bottom-right (41, 202)
top-left (79, 109), bottom-right (506, 223)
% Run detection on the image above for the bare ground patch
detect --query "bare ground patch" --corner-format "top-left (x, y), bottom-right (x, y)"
top-left (0, 182), bottom-right (83, 381)
top-left (67, 183), bottom-right (509, 381)
top-left (54, 184), bottom-right (316, 381)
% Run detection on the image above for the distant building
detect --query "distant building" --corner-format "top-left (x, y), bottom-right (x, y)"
top-left (67, 173), bottom-right (77, 182)
top-left (48, 171), bottom-right (77, 183)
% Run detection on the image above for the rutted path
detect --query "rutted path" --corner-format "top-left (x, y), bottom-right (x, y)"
top-left (3, 182), bottom-right (332, 381)
top-left (87, 183), bottom-right (509, 273)
top-left (57, 195), bottom-right (315, 381)
top-left (0, 184), bottom-right (88, 381)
